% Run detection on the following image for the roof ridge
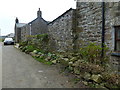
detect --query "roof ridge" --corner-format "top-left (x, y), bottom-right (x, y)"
top-left (48, 8), bottom-right (74, 25)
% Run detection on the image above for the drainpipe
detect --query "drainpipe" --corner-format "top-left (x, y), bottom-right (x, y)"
top-left (101, 1), bottom-right (105, 57)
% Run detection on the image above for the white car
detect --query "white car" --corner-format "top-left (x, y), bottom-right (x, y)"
top-left (4, 38), bottom-right (14, 45)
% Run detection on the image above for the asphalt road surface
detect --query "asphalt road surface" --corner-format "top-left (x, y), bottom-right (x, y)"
top-left (2, 43), bottom-right (76, 88)
top-left (0, 42), bottom-right (2, 89)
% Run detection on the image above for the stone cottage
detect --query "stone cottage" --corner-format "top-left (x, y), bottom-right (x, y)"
top-left (76, 2), bottom-right (120, 70)
top-left (15, 8), bottom-right (48, 42)
top-left (28, 8), bottom-right (48, 35)
top-left (47, 2), bottom-right (120, 70)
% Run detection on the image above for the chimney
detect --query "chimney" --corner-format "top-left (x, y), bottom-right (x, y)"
top-left (15, 17), bottom-right (19, 23)
top-left (37, 8), bottom-right (42, 18)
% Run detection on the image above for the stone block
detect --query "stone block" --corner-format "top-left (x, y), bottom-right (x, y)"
top-left (91, 74), bottom-right (102, 83)
top-left (76, 27), bottom-right (83, 32)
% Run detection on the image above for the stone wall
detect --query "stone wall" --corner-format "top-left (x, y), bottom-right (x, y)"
top-left (104, 2), bottom-right (120, 51)
top-left (110, 56), bottom-right (120, 71)
top-left (48, 8), bottom-right (76, 52)
top-left (76, 2), bottom-right (120, 51)
top-left (15, 23), bottom-right (26, 43)
top-left (104, 2), bottom-right (120, 71)
top-left (29, 18), bottom-right (48, 35)
top-left (21, 24), bottom-right (30, 42)
top-left (76, 2), bottom-right (102, 49)
top-left (27, 34), bottom-right (49, 53)
top-left (15, 27), bottom-right (21, 43)
top-left (76, 2), bottom-right (120, 71)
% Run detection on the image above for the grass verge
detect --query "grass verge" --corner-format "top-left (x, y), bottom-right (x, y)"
top-left (33, 56), bottom-right (52, 65)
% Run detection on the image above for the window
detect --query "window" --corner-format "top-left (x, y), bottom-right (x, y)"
top-left (115, 26), bottom-right (120, 51)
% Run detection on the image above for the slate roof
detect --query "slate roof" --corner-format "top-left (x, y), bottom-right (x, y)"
top-left (28, 17), bottom-right (48, 24)
top-left (48, 8), bottom-right (74, 25)
top-left (16, 23), bottom-right (26, 28)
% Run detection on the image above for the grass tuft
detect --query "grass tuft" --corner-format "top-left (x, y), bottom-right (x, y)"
top-left (33, 56), bottom-right (52, 65)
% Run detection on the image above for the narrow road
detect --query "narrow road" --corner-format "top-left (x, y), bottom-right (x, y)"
top-left (0, 42), bottom-right (2, 89)
top-left (2, 43), bottom-right (75, 88)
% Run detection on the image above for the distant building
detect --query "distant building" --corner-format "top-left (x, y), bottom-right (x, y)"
top-left (21, 24), bottom-right (30, 42)
top-left (0, 36), bottom-right (7, 40)
top-left (6, 33), bottom-right (14, 38)
top-left (14, 18), bottom-right (26, 43)
top-left (15, 8), bottom-right (48, 42)
top-left (28, 8), bottom-right (48, 35)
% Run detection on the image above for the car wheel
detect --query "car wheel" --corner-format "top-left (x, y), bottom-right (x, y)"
top-left (12, 42), bottom-right (14, 45)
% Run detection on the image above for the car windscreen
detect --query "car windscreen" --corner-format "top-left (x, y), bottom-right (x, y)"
top-left (4, 38), bottom-right (13, 41)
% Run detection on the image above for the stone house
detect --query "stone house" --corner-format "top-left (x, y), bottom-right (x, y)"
top-left (14, 18), bottom-right (26, 43)
top-left (47, 2), bottom-right (120, 70)
top-left (28, 8), bottom-right (48, 35)
top-left (15, 8), bottom-right (48, 42)
top-left (75, 2), bottom-right (120, 70)
top-left (21, 24), bottom-right (30, 42)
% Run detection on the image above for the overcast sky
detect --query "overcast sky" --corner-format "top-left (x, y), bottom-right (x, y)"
top-left (0, 0), bottom-right (76, 36)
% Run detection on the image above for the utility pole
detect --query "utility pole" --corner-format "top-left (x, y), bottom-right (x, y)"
top-left (101, 0), bottom-right (105, 57)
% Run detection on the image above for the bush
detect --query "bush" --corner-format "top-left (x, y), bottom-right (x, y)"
top-left (36, 34), bottom-right (48, 40)
top-left (102, 72), bottom-right (120, 87)
top-left (27, 34), bottom-right (49, 53)
top-left (19, 41), bottom-right (28, 47)
top-left (21, 46), bottom-right (27, 52)
top-left (0, 39), bottom-right (2, 42)
top-left (73, 60), bottom-right (104, 74)
top-left (26, 45), bottom-right (36, 52)
top-left (33, 56), bottom-right (52, 65)
top-left (79, 42), bottom-right (108, 64)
